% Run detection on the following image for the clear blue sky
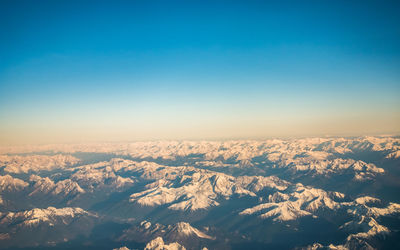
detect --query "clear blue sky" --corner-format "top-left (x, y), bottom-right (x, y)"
top-left (1, 0), bottom-right (399, 144)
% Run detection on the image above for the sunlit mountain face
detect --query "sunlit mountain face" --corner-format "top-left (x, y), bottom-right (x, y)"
top-left (0, 136), bottom-right (399, 249)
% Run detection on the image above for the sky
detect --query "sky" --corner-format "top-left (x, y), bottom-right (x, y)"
top-left (0, 0), bottom-right (400, 145)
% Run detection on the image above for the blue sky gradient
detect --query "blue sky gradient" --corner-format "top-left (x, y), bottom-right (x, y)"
top-left (1, 0), bottom-right (399, 144)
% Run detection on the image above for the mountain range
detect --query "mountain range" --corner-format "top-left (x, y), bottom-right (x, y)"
top-left (0, 136), bottom-right (399, 249)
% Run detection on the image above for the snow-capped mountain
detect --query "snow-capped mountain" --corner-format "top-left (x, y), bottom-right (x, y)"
top-left (269, 156), bottom-right (384, 181)
top-left (1, 136), bottom-right (398, 163)
top-left (240, 183), bottom-right (344, 221)
top-left (0, 175), bottom-right (28, 192)
top-left (120, 220), bottom-right (212, 250)
top-left (70, 161), bottom-right (135, 190)
top-left (0, 137), bottom-right (399, 249)
top-left (241, 184), bottom-right (400, 229)
top-left (128, 165), bottom-right (290, 211)
top-left (0, 207), bottom-right (98, 248)
top-left (29, 175), bottom-right (85, 197)
top-left (340, 216), bottom-right (389, 238)
top-left (0, 206), bottom-right (95, 227)
top-left (0, 154), bottom-right (80, 174)
top-left (145, 237), bottom-right (186, 250)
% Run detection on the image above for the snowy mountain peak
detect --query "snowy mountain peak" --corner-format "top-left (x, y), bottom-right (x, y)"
top-left (0, 175), bottom-right (28, 192)
top-left (29, 175), bottom-right (85, 197)
top-left (354, 196), bottom-right (381, 205)
top-left (0, 207), bottom-right (94, 227)
top-left (240, 184), bottom-right (342, 221)
top-left (167, 222), bottom-right (214, 240)
top-left (145, 237), bottom-right (186, 250)
top-left (0, 154), bottom-right (79, 173)
top-left (340, 215), bottom-right (389, 238)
